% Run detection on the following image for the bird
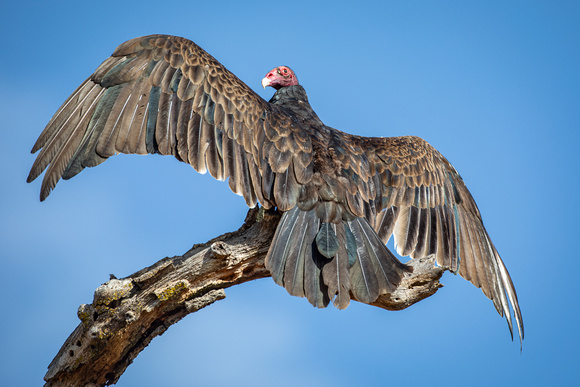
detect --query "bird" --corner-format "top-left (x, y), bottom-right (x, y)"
top-left (27, 34), bottom-right (523, 343)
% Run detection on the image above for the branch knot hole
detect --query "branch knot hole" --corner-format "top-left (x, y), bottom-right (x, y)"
top-left (210, 241), bottom-right (231, 259)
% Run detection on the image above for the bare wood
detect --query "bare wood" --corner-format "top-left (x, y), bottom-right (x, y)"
top-left (44, 208), bottom-right (444, 386)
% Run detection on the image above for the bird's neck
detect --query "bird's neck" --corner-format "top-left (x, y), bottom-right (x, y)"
top-left (270, 85), bottom-right (321, 123)
top-left (269, 85), bottom-right (308, 105)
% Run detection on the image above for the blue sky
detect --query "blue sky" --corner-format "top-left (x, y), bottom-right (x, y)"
top-left (1, 1), bottom-right (579, 385)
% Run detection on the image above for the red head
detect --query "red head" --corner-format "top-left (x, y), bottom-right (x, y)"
top-left (261, 66), bottom-right (299, 90)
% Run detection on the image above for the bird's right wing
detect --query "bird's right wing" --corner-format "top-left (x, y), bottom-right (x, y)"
top-left (28, 35), bottom-right (313, 211)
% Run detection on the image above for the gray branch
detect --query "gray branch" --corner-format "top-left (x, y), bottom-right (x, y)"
top-left (44, 208), bottom-right (444, 386)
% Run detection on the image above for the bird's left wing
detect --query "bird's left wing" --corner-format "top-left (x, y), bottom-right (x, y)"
top-left (333, 132), bottom-right (523, 343)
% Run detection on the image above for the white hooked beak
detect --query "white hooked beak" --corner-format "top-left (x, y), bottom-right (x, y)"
top-left (261, 77), bottom-right (271, 89)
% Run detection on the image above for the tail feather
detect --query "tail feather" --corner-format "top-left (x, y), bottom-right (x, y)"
top-left (321, 224), bottom-right (351, 309)
top-left (266, 206), bottom-right (411, 308)
top-left (282, 209), bottom-right (316, 298)
top-left (266, 206), bottom-right (301, 286)
top-left (315, 222), bottom-right (339, 258)
top-left (304, 241), bottom-right (330, 308)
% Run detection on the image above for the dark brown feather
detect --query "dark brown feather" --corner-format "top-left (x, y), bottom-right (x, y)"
top-left (31, 79), bottom-right (98, 154)
top-left (95, 84), bottom-right (135, 157)
top-left (321, 223), bottom-right (351, 309)
top-left (113, 77), bottom-right (145, 154)
top-left (304, 243), bottom-right (330, 308)
top-left (28, 81), bottom-right (103, 183)
top-left (283, 209), bottom-right (317, 298)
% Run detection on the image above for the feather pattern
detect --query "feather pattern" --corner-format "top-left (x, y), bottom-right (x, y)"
top-left (28, 34), bottom-right (522, 344)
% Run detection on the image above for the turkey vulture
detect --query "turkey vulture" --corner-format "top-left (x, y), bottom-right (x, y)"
top-left (28, 35), bottom-right (523, 343)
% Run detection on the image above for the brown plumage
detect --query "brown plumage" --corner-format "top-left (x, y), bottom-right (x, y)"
top-left (28, 35), bottom-right (522, 343)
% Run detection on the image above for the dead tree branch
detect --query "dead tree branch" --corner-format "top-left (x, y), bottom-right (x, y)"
top-left (44, 208), bottom-right (444, 386)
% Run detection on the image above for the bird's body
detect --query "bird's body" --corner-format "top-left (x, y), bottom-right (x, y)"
top-left (263, 84), bottom-right (411, 308)
top-left (28, 35), bottom-right (523, 343)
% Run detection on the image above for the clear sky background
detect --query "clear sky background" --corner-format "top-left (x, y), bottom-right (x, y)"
top-left (1, 1), bottom-right (579, 386)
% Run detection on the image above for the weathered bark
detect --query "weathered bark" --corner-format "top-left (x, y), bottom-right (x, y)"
top-left (44, 208), bottom-right (444, 386)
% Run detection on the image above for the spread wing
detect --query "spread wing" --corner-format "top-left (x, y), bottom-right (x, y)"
top-left (333, 133), bottom-right (523, 343)
top-left (28, 34), bottom-right (522, 341)
top-left (28, 35), bottom-right (313, 211)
